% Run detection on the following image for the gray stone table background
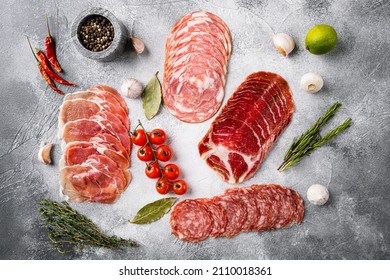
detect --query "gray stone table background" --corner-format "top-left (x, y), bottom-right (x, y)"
top-left (0, 0), bottom-right (389, 260)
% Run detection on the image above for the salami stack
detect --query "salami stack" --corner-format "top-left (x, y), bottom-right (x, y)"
top-left (170, 184), bottom-right (304, 242)
top-left (58, 85), bottom-right (132, 204)
top-left (163, 11), bottom-right (232, 123)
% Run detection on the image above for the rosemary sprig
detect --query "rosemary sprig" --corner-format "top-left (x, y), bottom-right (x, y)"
top-left (278, 102), bottom-right (352, 172)
top-left (40, 199), bottom-right (138, 253)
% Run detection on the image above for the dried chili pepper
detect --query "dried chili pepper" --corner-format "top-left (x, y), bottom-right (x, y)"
top-left (35, 49), bottom-right (77, 87)
top-left (45, 14), bottom-right (62, 72)
top-left (27, 37), bottom-right (64, 95)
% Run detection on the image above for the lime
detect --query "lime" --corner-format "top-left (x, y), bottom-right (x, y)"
top-left (305, 24), bottom-right (338, 55)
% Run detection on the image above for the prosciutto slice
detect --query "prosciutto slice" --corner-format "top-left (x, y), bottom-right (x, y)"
top-left (58, 85), bottom-right (131, 204)
top-left (198, 72), bottom-right (294, 183)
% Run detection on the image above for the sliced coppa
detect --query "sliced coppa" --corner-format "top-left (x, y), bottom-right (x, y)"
top-left (198, 71), bottom-right (294, 183)
top-left (212, 193), bottom-right (247, 237)
top-left (170, 199), bottom-right (213, 242)
top-left (196, 198), bottom-right (227, 237)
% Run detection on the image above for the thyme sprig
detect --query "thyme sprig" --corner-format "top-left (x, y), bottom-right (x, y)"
top-left (278, 102), bottom-right (352, 172)
top-left (40, 199), bottom-right (138, 253)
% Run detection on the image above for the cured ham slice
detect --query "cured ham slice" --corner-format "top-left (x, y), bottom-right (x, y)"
top-left (58, 86), bottom-right (131, 204)
top-left (198, 72), bottom-right (295, 183)
top-left (163, 11), bottom-right (231, 123)
top-left (170, 184), bottom-right (304, 242)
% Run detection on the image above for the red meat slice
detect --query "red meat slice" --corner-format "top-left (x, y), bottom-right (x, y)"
top-left (61, 92), bottom-right (129, 130)
top-left (212, 193), bottom-right (247, 237)
top-left (63, 141), bottom-right (129, 169)
top-left (170, 200), bottom-right (213, 242)
top-left (225, 187), bottom-right (260, 231)
top-left (88, 85), bottom-right (129, 114)
top-left (164, 64), bottom-right (225, 123)
top-left (60, 111), bottom-right (131, 154)
top-left (60, 155), bottom-right (129, 204)
top-left (196, 198), bottom-right (227, 237)
top-left (198, 71), bottom-right (294, 183)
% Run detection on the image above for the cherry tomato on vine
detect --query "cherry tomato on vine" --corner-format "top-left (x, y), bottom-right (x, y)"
top-left (145, 162), bottom-right (162, 179)
top-left (172, 180), bottom-right (188, 195)
top-left (163, 164), bottom-right (180, 180)
top-left (137, 145), bottom-right (154, 162)
top-left (155, 145), bottom-right (172, 162)
top-left (155, 178), bottom-right (171, 194)
top-left (132, 129), bottom-right (147, 146)
top-left (149, 129), bottom-right (166, 145)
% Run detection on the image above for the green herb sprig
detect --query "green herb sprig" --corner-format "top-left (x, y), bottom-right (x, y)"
top-left (278, 102), bottom-right (352, 172)
top-left (40, 199), bottom-right (138, 253)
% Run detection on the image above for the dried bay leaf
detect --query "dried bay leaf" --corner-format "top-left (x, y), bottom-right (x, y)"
top-left (129, 197), bottom-right (177, 224)
top-left (142, 72), bottom-right (162, 120)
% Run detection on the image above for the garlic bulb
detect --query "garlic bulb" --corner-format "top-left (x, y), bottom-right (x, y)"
top-left (120, 78), bottom-right (143, 99)
top-left (38, 143), bottom-right (53, 165)
top-left (300, 72), bottom-right (324, 93)
top-left (307, 184), bottom-right (329, 205)
top-left (272, 33), bottom-right (295, 56)
top-left (130, 37), bottom-right (145, 54)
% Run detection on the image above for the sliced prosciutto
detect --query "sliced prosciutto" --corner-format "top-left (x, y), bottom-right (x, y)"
top-left (163, 11), bottom-right (232, 123)
top-left (198, 72), bottom-right (294, 183)
top-left (58, 85), bottom-right (131, 204)
top-left (170, 184), bottom-right (304, 242)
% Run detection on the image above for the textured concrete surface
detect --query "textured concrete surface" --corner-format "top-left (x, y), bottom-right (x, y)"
top-left (0, 0), bottom-right (389, 260)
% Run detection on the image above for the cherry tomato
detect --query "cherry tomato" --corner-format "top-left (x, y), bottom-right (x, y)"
top-left (145, 162), bottom-right (162, 179)
top-left (132, 129), bottom-right (147, 146)
top-left (155, 145), bottom-right (172, 162)
top-left (137, 145), bottom-right (154, 162)
top-left (172, 180), bottom-right (188, 195)
top-left (163, 164), bottom-right (180, 180)
top-left (155, 178), bottom-right (171, 194)
top-left (149, 129), bottom-right (166, 145)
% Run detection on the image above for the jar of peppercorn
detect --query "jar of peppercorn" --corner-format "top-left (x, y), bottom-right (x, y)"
top-left (71, 7), bottom-right (127, 62)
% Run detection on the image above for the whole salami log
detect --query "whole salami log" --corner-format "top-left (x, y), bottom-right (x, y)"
top-left (170, 184), bottom-right (304, 242)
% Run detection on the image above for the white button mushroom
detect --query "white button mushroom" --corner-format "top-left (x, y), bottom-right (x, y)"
top-left (300, 72), bottom-right (324, 93)
top-left (120, 78), bottom-right (143, 99)
top-left (272, 33), bottom-right (295, 57)
top-left (307, 184), bottom-right (329, 205)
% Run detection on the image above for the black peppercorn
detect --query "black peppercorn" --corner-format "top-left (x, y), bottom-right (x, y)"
top-left (79, 15), bottom-right (115, 52)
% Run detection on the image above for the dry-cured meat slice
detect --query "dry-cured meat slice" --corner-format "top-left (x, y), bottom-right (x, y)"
top-left (199, 72), bottom-right (294, 183)
top-left (88, 85), bottom-right (129, 114)
top-left (225, 187), bottom-right (260, 231)
top-left (196, 198), bottom-right (227, 237)
top-left (212, 193), bottom-right (247, 237)
top-left (164, 64), bottom-right (224, 123)
top-left (170, 199), bottom-right (213, 242)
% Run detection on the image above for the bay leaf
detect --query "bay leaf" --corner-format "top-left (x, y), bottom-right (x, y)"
top-left (129, 197), bottom-right (177, 224)
top-left (142, 71), bottom-right (162, 120)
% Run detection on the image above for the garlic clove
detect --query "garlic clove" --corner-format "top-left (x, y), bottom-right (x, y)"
top-left (38, 143), bottom-right (53, 165)
top-left (273, 33), bottom-right (295, 57)
top-left (120, 78), bottom-right (143, 99)
top-left (300, 72), bottom-right (324, 93)
top-left (130, 37), bottom-right (145, 54)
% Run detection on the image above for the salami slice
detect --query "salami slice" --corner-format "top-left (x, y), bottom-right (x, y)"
top-left (196, 198), bottom-right (227, 237)
top-left (170, 199), bottom-right (212, 242)
top-left (212, 193), bottom-right (247, 237)
top-left (225, 187), bottom-right (260, 231)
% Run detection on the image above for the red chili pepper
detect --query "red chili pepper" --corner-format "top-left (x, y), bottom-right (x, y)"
top-left (45, 14), bottom-right (62, 72)
top-left (27, 37), bottom-right (64, 95)
top-left (35, 49), bottom-right (77, 87)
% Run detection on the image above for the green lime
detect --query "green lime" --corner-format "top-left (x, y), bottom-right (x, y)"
top-left (305, 24), bottom-right (338, 55)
